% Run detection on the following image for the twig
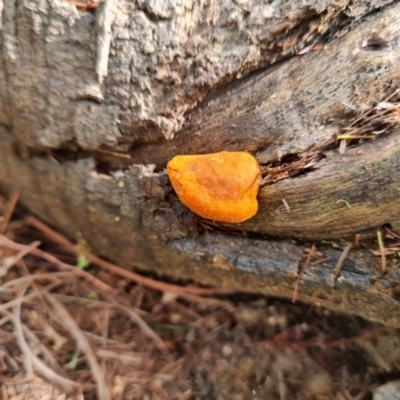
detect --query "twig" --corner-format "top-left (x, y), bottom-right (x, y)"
top-left (345, 89), bottom-right (399, 129)
top-left (26, 216), bottom-right (232, 296)
top-left (25, 216), bottom-right (72, 247)
top-left (9, 285), bottom-right (33, 379)
top-left (339, 135), bottom-right (377, 140)
top-left (335, 199), bottom-right (351, 209)
top-left (384, 226), bottom-right (400, 240)
top-left (361, 340), bottom-right (392, 372)
top-left (278, 370), bottom-right (287, 400)
top-left (0, 384), bottom-right (8, 400)
top-left (44, 293), bottom-right (111, 400)
top-left (82, 330), bottom-right (122, 346)
top-left (52, 293), bottom-right (148, 317)
top-left (4, 288), bottom-right (79, 393)
top-left (309, 257), bottom-right (330, 266)
top-left (297, 40), bottom-right (319, 55)
top-left (377, 231), bottom-right (387, 272)
top-left (282, 199), bottom-right (291, 211)
top-left (353, 234), bottom-right (361, 249)
top-left (174, 292), bottom-right (235, 312)
top-left (98, 149), bottom-right (131, 158)
top-left (21, 320), bottom-right (66, 374)
top-left (51, 294), bottom-right (167, 352)
top-left (96, 349), bottom-right (142, 365)
top-left (326, 326), bottom-right (389, 349)
top-left (0, 315), bottom-right (10, 327)
top-left (0, 240), bottom-right (40, 278)
top-left (62, 0), bottom-right (99, 9)
top-left (107, 298), bottom-right (168, 353)
top-left (292, 245), bottom-right (315, 303)
top-left (0, 235), bottom-right (113, 292)
top-left (0, 375), bottom-right (33, 386)
top-left (0, 189), bottom-right (20, 234)
top-left (332, 243), bottom-right (352, 282)
top-left (0, 282), bottom-right (58, 313)
top-left (0, 272), bottom-right (64, 291)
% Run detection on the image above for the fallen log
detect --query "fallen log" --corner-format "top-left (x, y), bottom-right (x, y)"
top-left (0, 0), bottom-right (399, 326)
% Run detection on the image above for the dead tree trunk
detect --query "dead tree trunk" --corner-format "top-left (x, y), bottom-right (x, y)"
top-left (1, 0), bottom-right (400, 326)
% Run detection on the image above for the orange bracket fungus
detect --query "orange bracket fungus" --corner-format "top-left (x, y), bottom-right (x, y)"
top-left (167, 151), bottom-right (261, 223)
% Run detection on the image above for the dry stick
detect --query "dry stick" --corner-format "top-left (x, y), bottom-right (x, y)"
top-left (101, 307), bottom-right (110, 350)
top-left (71, 295), bottom-right (165, 362)
top-left (0, 235), bottom-right (113, 293)
top-left (384, 226), bottom-right (400, 240)
top-left (362, 340), bottom-right (392, 373)
top-left (14, 261), bottom-right (72, 374)
top-left (0, 374), bottom-right (33, 386)
top-left (25, 217), bottom-right (72, 248)
top-left (0, 282), bottom-right (59, 313)
top-left (332, 243), bottom-right (352, 281)
top-left (52, 293), bottom-right (148, 317)
top-left (96, 349), bottom-right (142, 365)
top-left (278, 370), bottom-right (287, 400)
top-left (326, 326), bottom-right (389, 349)
top-left (310, 257), bottom-right (330, 266)
top-left (1, 349), bottom-right (19, 372)
top-left (8, 285), bottom-right (33, 379)
top-left (4, 288), bottom-right (79, 393)
top-left (0, 385), bottom-right (8, 400)
top-left (83, 330), bottom-right (121, 346)
top-left (0, 189), bottom-right (20, 234)
top-left (176, 291), bottom-right (235, 312)
top-left (63, 0), bottom-right (99, 10)
top-left (353, 234), bottom-right (361, 249)
top-left (345, 89), bottom-right (399, 128)
top-left (21, 318), bottom-right (66, 375)
top-left (0, 315), bottom-right (10, 327)
top-left (292, 245), bottom-right (315, 303)
top-left (44, 292), bottom-right (111, 400)
top-left (0, 240), bottom-right (40, 278)
top-left (106, 298), bottom-right (168, 353)
top-left (56, 286), bottom-right (233, 318)
top-left (0, 304), bottom-right (71, 380)
top-left (377, 231), bottom-right (387, 272)
top-left (26, 216), bottom-right (232, 297)
top-left (345, 108), bottom-right (393, 133)
top-left (0, 272), bottom-right (66, 291)
top-left (54, 293), bottom-right (176, 352)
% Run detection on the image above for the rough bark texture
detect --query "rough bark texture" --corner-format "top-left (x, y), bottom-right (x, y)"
top-left (0, 0), bottom-right (400, 326)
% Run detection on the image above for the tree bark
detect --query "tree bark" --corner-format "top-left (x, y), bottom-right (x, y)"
top-left (0, 0), bottom-right (400, 326)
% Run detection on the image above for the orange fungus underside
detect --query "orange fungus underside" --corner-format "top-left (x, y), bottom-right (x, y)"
top-left (167, 151), bottom-right (261, 223)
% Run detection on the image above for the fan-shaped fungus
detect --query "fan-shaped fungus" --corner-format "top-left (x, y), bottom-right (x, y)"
top-left (167, 151), bottom-right (261, 223)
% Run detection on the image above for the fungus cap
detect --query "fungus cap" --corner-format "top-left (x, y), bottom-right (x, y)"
top-left (167, 151), bottom-right (261, 223)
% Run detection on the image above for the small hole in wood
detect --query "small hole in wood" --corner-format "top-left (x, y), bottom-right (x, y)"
top-left (362, 35), bottom-right (388, 51)
top-left (382, 222), bottom-right (393, 231)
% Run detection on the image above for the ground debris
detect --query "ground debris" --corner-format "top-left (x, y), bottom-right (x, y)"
top-left (261, 86), bottom-right (400, 186)
top-left (0, 209), bottom-right (399, 399)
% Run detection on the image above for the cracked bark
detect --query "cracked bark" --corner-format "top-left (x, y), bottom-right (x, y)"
top-left (0, 0), bottom-right (400, 326)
